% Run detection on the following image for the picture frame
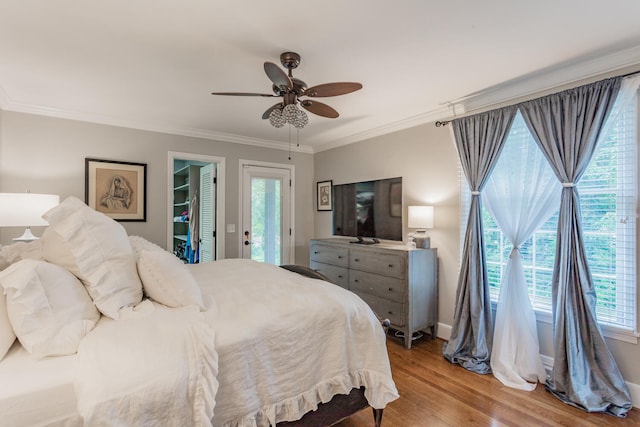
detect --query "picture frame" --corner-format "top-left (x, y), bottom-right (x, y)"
top-left (317, 180), bottom-right (333, 211)
top-left (85, 158), bottom-right (147, 221)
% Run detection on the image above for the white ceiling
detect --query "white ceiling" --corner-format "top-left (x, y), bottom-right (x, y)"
top-left (1, 1), bottom-right (640, 153)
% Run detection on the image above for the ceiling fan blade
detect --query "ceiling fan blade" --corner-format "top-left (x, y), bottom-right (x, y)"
top-left (264, 62), bottom-right (292, 90)
top-left (300, 100), bottom-right (339, 118)
top-left (262, 102), bottom-right (284, 119)
top-left (211, 92), bottom-right (276, 97)
top-left (303, 82), bottom-right (362, 97)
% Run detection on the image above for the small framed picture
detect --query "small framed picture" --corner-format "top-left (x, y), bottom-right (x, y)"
top-left (317, 180), bottom-right (333, 211)
top-left (85, 158), bottom-right (147, 221)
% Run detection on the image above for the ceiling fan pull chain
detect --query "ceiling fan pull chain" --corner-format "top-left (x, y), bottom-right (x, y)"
top-left (288, 125), bottom-right (292, 160)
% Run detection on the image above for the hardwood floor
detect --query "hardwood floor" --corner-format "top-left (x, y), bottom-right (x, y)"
top-left (336, 334), bottom-right (640, 427)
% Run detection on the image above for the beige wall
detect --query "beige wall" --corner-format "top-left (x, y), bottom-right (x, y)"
top-left (314, 123), bottom-right (461, 331)
top-left (0, 111), bottom-right (315, 263)
top-left (313, 120), bottom-right (640, 393)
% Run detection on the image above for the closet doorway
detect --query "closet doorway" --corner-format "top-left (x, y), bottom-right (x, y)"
top-left (167, 152), bottom-right (226, 263)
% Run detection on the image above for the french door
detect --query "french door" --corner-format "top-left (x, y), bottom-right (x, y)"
top-left (240, 162), bottom-right (293, 265)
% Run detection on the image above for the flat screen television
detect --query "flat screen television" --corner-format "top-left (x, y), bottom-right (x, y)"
top-left (332, 177), bottom-right (403, 242)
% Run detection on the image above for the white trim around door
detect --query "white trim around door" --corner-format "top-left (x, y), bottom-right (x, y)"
top-left (167, 151), bottom-right (226, 260)
top-left (239, 159), bottom-right (295, 265)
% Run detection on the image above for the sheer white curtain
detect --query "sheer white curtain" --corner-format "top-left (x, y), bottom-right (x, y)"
top-left (483, 112), bottom-right (561, 390)
top-left (598, 74), bottom-right (640, 143)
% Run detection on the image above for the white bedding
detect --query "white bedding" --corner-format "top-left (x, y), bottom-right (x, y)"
top-left (0, 341), bottom-right (80, 427)
top-left (75, 299), bottom-right (219, 427)
top-left (190, 259), bottom-right (399, 427)
top-left (0, 258), bottom-right (397, 427)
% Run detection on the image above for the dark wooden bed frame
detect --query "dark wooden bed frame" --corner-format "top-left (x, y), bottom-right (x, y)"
top-left (279, 265), bottom-right (386, 427)
top-left (278, 387), bottom-right (383, 427)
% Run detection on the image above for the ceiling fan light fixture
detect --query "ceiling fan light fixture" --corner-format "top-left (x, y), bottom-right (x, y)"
top-left (269, 108), bottom-right (285, 128)
top-left (292, 109), bottom-right (308, 129)
top-left (280, 104), bottom-right (309, 129)
top-left (282, 104), bottom-right (299, 123)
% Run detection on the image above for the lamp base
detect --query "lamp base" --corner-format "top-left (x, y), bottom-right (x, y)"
top-left (413, 236), bottom-right (431, 249)
top-left (408, 230), bottom-right (431, 249)
top-left (13, 227), bottom-right (40, 242)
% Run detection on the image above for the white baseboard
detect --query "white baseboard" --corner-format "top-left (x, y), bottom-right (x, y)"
top-left (629, 382), bottom-right (640, 409)
top-left (436, 322), bottom-right (451, 341)
top-left (435, 322), bottom-right (639, 409)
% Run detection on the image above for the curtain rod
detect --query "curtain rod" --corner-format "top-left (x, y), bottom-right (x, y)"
top-left (433, 70), bottom-right (640, 127)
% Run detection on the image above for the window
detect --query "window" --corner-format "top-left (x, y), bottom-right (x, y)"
top-left (460, 95), bottom-right (638, 337)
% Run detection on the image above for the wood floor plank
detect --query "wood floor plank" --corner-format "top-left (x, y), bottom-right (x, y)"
top-left (335, 335), bottom-right (640, 426)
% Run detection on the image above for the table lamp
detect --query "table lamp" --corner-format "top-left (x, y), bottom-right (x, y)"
top-left (408, 205), bottom-right (434, 248)
top-left (0, 192), bottom-right (60, 241)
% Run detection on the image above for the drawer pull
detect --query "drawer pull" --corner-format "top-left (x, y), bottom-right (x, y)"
top-left (314, 251), bottom-right (318, 254)
top-left (354, 258), bottom-right (359, 262)
top-left (354, 279), bottom-right (359, 283)
top-left (388, 287), bottom-right (393, 292)
top-left (388, 311), bottom-right (393, 315)
top-left (388, 264), bottom-right (393, 268)
top-left (337, 255), bottom-right (343, 259)
top-left (337, 275), bottom-right (343, 279)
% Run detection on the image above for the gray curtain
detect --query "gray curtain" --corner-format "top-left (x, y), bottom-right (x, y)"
top-left (443, 107), bottom-right (517, 374)
top-left (519, 77), bottom-right (632, 417)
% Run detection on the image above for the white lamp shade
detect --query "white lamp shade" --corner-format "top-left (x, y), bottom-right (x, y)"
top-left (0, 193), bottom-right (60, 227)
top-left (408, 205), bottom-right (434, 229)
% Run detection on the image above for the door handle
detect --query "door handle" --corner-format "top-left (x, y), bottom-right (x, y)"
top-left (244, 230), bottom-right (250, 246)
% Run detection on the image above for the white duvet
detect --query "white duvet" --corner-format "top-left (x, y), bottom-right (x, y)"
top-left (75, 299), bottom-right (218, 427)
top-left (190, 259), bottom-right (399, 427)
top-left (75, 258), bottom-right (398, 427)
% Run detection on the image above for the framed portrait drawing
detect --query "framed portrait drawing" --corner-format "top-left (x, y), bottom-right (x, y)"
top-left (317, 180), bottom-right (333, 211)
top-left (85, 158), bottom-right (147, 221)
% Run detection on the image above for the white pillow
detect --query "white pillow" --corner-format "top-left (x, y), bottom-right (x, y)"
top-left (0, 259), bottom-right (100, 357)
top-left (137, 249), bottom-right (204, 309)
top-left (0, 290), bottom-right (16, 361)
top-left (41, 196), bottom-right (143, 319)
top-left (129, 235), bottom-right (165, 260)
top-left (0, 240), bottom-right (46, 360)
top-left (0, 240), bottom-right (44, 273)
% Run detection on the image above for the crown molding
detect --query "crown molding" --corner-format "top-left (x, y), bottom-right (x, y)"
top-left (447, 44), bottom-right (640, 120)
top-left (0, 93), bottom-right (314, 154)
top-left (2, 44), bottom-right (639, 155)
top-left (313, 106), bottom-right (451, 153)
top-left (0, 85), bottom-right (10, 110)
top-left (315, 45), bottom-right (640, 153)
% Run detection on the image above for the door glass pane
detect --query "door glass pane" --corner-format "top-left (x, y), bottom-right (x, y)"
top-left (251, 177), bottom-right (281, 264)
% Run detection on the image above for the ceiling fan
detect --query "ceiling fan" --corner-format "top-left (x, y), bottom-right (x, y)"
top-left (211, 52), bottom-right (362, 129)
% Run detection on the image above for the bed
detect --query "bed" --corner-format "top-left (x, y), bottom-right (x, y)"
top-left (0, 196), bottom-right (398, 427)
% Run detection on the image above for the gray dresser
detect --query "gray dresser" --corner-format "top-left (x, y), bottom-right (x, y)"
top-left (310, 238), bottom-right (437, 349)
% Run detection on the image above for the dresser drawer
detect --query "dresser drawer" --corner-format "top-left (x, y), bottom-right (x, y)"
top-left (349, 250), bottom-right (405, 279)
top-left (356, 293), bottom-right (405, 327)
top-left (310, 261), bottom-right (349, 289)
top-left (310, 243), bottom-right (349, 268)
top-left (349, 270), bottom-right (405, 303)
